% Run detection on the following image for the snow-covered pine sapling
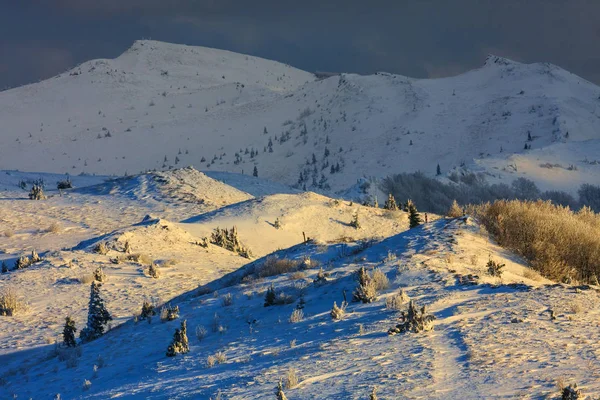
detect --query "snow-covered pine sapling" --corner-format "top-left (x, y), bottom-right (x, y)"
top-left (350, 211), bottom-right (361, 229)
top-left (93, 267), bottom-right (106, 282)
top-left (388, 300), bottom-right (435, 335)
top-left (486, 257), bottom-right (505, 277)
top-left (353, 267), bottom-right (377, 303)
top-left (407, 200), bottom-right (422, 228)
top-left (273, 217), bottom-right (281, 229)
top-left (62, 316), bottom-right (77, 347)
top-left (264, 284), bottom-right (276, 307)
top-left (330, 301), bottom-right (347, 321)
top-left (166, 320), bottom-right (189, 357)
top-left (384, 193), bottom-right (398, 210)
top-left (80, 282), bottom-right (112, 343)
top-left (140, 300), bottom-right (156, 321)
top-left (124, 240), bottom-right (132, 254)
top-left (276, 379), bottom-right (288, 400)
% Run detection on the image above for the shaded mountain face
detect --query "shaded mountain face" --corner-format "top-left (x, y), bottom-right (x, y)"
top-left (1, 41), bottom-right (599, 194)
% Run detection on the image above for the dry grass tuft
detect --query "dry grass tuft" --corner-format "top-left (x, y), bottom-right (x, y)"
top-left (371, 268), bottom-right (390, 291)
top-left (257, 257), bottom-right (301, 278)
top-left (0, 287), bottom-right (28, 316)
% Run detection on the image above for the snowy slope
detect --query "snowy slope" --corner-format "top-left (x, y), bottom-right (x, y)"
top-left (1, 43), bottom-right (600, 195)
top-left (2, 216), bottom-right (599, 399)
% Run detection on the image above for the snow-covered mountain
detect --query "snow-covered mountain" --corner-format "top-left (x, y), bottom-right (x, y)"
top-left (2, 41), bottom-right (600, 195)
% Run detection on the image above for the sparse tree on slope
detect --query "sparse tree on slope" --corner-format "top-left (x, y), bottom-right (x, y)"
top-left (436, 163), bottom-right (441, 176)
top-left (253, 166), bottom-right (258, 177)
top-left (166, 320), bottom-right (189, 357)
top-left (407, 200), bottom-right (422, 228)
top-left (62, 316), bottom-right (77, 347)
top-left (80, 282), bottom-right (112, 343)
top-left (384, 193), bottom-right (397, 210)
top-left (276, 380), bottom-right (288, 400)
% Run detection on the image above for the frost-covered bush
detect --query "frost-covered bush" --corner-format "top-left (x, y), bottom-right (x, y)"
top-left (0, 287), bottom-right (27, 316)
top-left (371, 268), bottom-right (390, 290)
top-left (256, 257), bottom-right (300, 278)
top-left (147, 263), bottom-right (160, 279)
top-left (289, 309), bottom-right (304, 323)
top-left (388, 300), bottom-right (435, 334)
top-left (139, 300), bottom-right (156, 321)
top-left (160, 304), bottom-right (179, 322)
top-left (93, 267), bottom-right (106, 282)
top-left (386, 289), bottom-right (409, 310)
top-left (330, 301), bottom-right (347, 320)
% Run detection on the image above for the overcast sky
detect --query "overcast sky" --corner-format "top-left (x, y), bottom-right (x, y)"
top-left (2, 1), bottom-right (600, 89)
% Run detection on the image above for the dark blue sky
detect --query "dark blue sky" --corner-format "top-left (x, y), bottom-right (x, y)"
top-left (2, 1), bottom-right (600, 89)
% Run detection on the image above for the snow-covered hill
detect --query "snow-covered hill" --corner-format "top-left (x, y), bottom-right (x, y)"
top-left (1, 41), bottom-right (600, 195)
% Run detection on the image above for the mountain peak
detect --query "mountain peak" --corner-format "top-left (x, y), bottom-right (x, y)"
top-left (484, 54), bottom-right (521, 67)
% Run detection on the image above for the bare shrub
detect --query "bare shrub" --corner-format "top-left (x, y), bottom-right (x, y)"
top-left (330, 301), bottom-right (346, 320)
top-left (284, 368), bottom-right (299, 389)
top-left (214, 351), bottom-right (227, 364)
top-left (522, 268), bottom-right (543, 281)
top-left (257, 257), bottom-right (301, 278)
top-left (195, 325), bottom-right (207, 341)
top-left (3, 230), bottom-right (14, 238)
top-left (221, 293), bottom-right (233, 306)
top-left (371, 268), bottom-right (390, 290)
top-left (160, 304), bottom-right (179, 322)
top-left (289, 271), bottom-right (307, 280)
top-left (386, 290), bottom-right (409, 310)
top-left (289, 309), bottom-right (304, 323)
top-left (47, 223), bottom-right (62, 233)
top-left (472, 200), bottom-right (600, 282)
top-left (569, 301), bottom-right (583, 314)
top-left (469, 254), bottom-right (479, 266)
top-left (0, 287), bottom-right (27, 316)
top-left (206, 355), bottom-right (216, 368)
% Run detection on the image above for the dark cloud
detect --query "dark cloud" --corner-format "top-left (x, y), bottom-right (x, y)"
top-left (2, 1), bottom-right (600, 89)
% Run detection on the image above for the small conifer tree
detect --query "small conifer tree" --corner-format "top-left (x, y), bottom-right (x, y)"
top-left (253, 166), bottom-right (258, 177)
top-left (384, 194), bottom-right (397, 210)
top-left (93, 267), bottom-right (106, 282)
top-left (31, 250), bottom-right (41, 263)
top-left (62, 316), bottom-right (77, 347)
top-left (436, 164), bottom-right (441, 176)
top-left (407, 200), bottom-right (422, 228)
top-left (369, 386), bottom-right (378, 400)
top-left (276, 380), bottom-right (288, 400)
top-left (350, 212), bottom-right (361, 229)
top-left (353, 267), bottom-right (377, 303)
top-left (140, 300), bottom-right (156, 320)
top-left (166, 320), bottom-right (189, 357)
top-left (28, 184), bottom-right (46, 200)
top-left (264, 285), bottom-right (276, 307)
top-left (80, 282), bottom-right (112, 343)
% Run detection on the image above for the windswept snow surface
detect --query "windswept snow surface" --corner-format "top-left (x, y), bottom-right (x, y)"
top-left (0, 42), bottom-right (599, 194)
